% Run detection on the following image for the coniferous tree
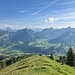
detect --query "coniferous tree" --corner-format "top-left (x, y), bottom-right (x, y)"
top-left (67, 48), bottom-right (74, 66)
top-left (50, 54), bottom-right (54, 60)
top-left (59, 56), bottom-right (64, 65)
top-left (73, 53), bottom-right (75, 68)
top-left (63, 56), bottom-right (67, 64)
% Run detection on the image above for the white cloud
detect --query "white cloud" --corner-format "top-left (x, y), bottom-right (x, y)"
top-left (0, 24), bottom-right (18, 29)
top-left (0, 24), bottom-right (8, 27)
top-left (44, 20), bottom-right (48, 23)
top-left (45, 11), bottom-right (75, 23)
top-left (48, 17), bottom-right (55, 22)
top-left (45, 17), bottom-right (58, 23)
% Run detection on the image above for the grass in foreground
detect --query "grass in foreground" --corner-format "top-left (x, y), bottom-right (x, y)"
top-left (0, 55), bottom-right (75, 75)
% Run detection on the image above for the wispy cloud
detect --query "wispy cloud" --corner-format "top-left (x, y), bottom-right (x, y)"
top-left (24, 0), bottom-right (58, 20)
top-left (62, 12), bottom-right (75, 16)
top-left (58, 1), bottom-right (75, 5)
top-left (19, 10), bottom-right (28, 13)
top-left (58, 12), bottom-right (75, 20)
top-left (32, 0), bottom-right (58, 15)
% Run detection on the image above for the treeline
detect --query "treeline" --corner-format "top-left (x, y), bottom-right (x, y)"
top-left (0, 54), bottom-right (33, 70)
top-left (60, 47), bottom-right (75, 67)
top-left (51, 47), bottom-right (75, 67)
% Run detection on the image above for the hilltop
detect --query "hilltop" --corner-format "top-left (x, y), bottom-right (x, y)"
top-left (0, 55), bottom-right (75, 75)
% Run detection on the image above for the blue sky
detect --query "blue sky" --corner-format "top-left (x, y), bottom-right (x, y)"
top-left (0, 0), bottom-right (75, 29)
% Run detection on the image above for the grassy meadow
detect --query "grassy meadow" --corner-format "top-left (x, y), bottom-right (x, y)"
top-left (0, 55), bottom-right (75, 75)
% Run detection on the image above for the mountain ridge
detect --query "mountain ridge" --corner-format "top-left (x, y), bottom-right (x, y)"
top-left (0, 27), bottom-right (75, 55)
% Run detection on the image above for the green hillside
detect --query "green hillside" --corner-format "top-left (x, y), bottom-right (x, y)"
top-left (0, 55), bottom-right (75, 75)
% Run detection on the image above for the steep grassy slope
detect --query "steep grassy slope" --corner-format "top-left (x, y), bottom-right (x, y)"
top-left (0, 55), bottom-right (75, 75)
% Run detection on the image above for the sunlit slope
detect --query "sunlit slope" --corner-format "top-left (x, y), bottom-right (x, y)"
top-left (0, 55), bottom-right (75, 75)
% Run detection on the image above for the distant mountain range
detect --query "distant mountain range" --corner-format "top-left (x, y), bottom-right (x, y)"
top-left (0, 26), bottom-right (75, 56)
top-left (2, 27), bottom-right (17, 32)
